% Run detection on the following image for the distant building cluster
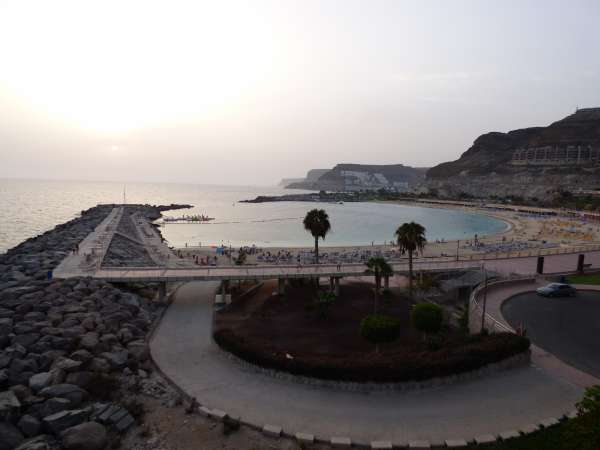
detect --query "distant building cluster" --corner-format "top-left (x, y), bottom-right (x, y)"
top-left (340, 170), bottom-right (409, 191)
top-left (511, 144), bottom-right (600, 166)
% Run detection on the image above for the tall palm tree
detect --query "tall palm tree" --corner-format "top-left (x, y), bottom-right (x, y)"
top-left (395, 222), bottom-right (427, 298)
top-left (303, 209), bottom-right (331, 264)
top-left (365, 256), bottom-right (393, 312)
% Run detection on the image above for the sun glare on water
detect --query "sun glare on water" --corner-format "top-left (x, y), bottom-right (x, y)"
top-left (0, 1), bottom-right (278, 135)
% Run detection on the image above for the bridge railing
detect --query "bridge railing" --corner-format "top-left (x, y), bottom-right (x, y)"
top-left (97, 242), bottom-right (600, 272)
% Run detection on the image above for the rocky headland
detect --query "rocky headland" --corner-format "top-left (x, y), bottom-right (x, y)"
top-left (0, 205), bottom-right (186, 450)
top-left (426, 108), bottom-right (600, 200)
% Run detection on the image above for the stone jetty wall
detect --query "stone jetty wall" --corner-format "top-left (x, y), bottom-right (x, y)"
top-left (0, 204), bottom-right (184, 450)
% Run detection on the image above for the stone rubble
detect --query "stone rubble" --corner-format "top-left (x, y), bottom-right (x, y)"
top-left (0, 204), bottom-right (186, 450)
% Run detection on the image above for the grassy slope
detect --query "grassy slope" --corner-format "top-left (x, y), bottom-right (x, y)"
top-left (567, 274), bottom-right (600, 285)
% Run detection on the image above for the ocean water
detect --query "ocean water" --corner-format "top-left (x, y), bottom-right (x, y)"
top-left (0, 178), bottom-right (507, 253)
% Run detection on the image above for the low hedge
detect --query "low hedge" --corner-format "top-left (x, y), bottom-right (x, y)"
top-left (213, 330), bottom-right (530, 383)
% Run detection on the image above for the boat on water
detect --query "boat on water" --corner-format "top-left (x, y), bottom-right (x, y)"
top-left (162, 214), bottom-right (215, 224)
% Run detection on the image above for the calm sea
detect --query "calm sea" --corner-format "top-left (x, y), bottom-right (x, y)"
top-left (0, 179), bottom-right (507, 253)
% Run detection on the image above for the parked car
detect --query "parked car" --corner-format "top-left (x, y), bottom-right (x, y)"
top-left (536, 283), bottom-right (577, 297)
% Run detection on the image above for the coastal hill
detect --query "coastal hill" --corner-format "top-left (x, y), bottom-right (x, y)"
top-left (427, 108), bottom-right (600, 199)
top-left (285, 164), bottom-right (428, 191)
top-left (279, 169), bottom-right (330, 188)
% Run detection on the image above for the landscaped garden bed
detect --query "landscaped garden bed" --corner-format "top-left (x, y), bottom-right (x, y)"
top-left (213, 280), bottom-right (530, 383)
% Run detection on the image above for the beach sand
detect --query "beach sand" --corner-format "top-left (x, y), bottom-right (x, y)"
top-left (171, 201), bottom-right (600, 266)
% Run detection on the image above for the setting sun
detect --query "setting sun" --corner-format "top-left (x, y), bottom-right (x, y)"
top-left (0, 1), bottom-right (278, 134)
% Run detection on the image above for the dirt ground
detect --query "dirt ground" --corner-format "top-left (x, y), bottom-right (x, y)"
top-left (120, 396), bottom-right (331, 450)
top-left (215, 279), bottom-right (421, 357)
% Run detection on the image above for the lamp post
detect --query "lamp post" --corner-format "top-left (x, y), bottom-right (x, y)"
top-left (480, 265), bottom-right (488, 334)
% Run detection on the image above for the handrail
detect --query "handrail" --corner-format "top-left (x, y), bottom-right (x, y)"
top-left (469, 276), bottom-right (535, 334)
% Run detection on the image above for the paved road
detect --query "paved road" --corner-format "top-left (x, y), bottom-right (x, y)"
top-left (151, 281), bottom-right (582, 444)
top-left (503, 290), bottom-right (600, 379)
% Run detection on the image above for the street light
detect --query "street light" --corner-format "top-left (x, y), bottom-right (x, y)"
top-left (480, 264), bottom-right (488, 334)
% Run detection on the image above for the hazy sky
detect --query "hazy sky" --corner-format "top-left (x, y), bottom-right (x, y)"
top-left (1, 0), bottom-right (599, 185)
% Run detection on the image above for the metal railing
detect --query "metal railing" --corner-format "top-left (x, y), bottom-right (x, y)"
top-left (469, 275), bottom-right (536, 334)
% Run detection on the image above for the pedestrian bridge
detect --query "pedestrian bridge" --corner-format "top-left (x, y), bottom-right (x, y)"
top-left (87, 259), bottom-right (480, 283)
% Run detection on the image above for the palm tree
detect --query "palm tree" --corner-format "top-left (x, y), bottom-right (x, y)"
top-left (303, 209), bottom-right (331, 264)
top-left (365, 256), bottom-right (393, 312)
top-left (395, 222), bottom-right (427, 298)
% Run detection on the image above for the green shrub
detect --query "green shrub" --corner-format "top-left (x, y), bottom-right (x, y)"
top-left (412, 302), bottom-right (443, 335)
top-left (359, 314), bottom-right (402, 346)
top-left (560, 385), bottom-right (600, 450)
top-left (314, 291), bottom-right (336, 319)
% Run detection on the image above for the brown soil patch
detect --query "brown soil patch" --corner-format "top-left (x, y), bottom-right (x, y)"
top-left (215, 280), bottom-right (421, 357)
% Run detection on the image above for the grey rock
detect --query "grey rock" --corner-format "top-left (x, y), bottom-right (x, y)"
top-left (18, 414), bottom-right (42, 437)
top-left (14, 435), bottom-right (54, 450)
top-left (0, 389), bottom-right (21, 421)
top-left (54, 357), bottom-right (82, 373)
top-left (29, 372), bottom-right (54, 392)
top-left (79, 333), bottom-right (100, 353)
top-left (0, 352), bottom-right (12, 369)
top-left (65, 372), bottom-right (94, 389)
top-left (99, 334), bottom-right (117, 346)
top-left (100, 350), bottom-right (128, 369)
top-left (61, 421), bottom-right (107, 450)
top-left (69, 349), bottom-right (92, 364)
top-left (9, 384), bottom-right (31, 400)
top-left (88, 358), bottom-right (111, 373)
top-left (127, 341), bottom-right (149, 361)
top-left (0, 318), bottom-right (13, 336)
top-left (37, 397), bottom-right (72, 418)
top-left (0, 421), bottom-right (24, 450)
top-left (12, 333), bottom-right (40, 348)
top-left (81, 318), bottom-right (95, 331)
top-left (10, 357), bottom-right (39, 374)
top-left (43, 409), bottom-right (88, 434)
top-left (39, 384), bottom-right (87, 407)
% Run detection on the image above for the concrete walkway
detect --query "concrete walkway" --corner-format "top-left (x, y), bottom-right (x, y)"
top-left (53, 206), bottom-right (122, 277)
top-left (151, 281), bottom-right (583, 445)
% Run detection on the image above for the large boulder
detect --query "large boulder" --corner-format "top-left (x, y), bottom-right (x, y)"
top-left (0, 389), bottom-right (21, 421)
top-left (61, 421), bottom-right (107, 450)
top-left (14, 435), bottom-right (54, 450)
top-left (88, 358), bottom-right (110, 373)
top-left (0, 318), bottom-right (13, 335)
top-left (79, 333), bottom-right (101, 353)
top-left (18, 414), bottom-right (41, 437)
top-left (39, 384), bottom-right (87, 407)
top-left (99, 351), bottom-right (128, 370)
top-left (54, 358), bottom-right (82, 373)
top-left (29, 372), bottom-right (53, 393)
top-left (127, 341), bottom-right (149, 362)
top-left (35, 397), bottom-right (72, 418)
top-left (0, 421), bottom-right (25, 450)
top-left (42, 409), bottom-right (88, 434)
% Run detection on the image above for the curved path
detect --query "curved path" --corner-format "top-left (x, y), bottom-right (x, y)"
top-left (151, 281), bottom-right (583, 445)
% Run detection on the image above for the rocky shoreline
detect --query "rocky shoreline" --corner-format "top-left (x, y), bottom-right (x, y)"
top-left (0, 205), bottom-right (186, 450)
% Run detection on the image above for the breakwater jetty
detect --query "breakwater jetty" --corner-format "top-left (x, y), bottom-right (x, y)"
top-left (0, 204), bottom-right (187, 450)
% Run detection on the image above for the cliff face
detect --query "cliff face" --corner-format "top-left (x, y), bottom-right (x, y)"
top-left (427, 108), bottom-right (600, 199)
top-left (287, 164), bottom-right (427, 191)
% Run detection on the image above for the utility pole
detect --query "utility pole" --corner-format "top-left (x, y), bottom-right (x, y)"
top-left (456, 239), bottom-right (460, 261)
top-left (480, 266), bottom-right (488, 334)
